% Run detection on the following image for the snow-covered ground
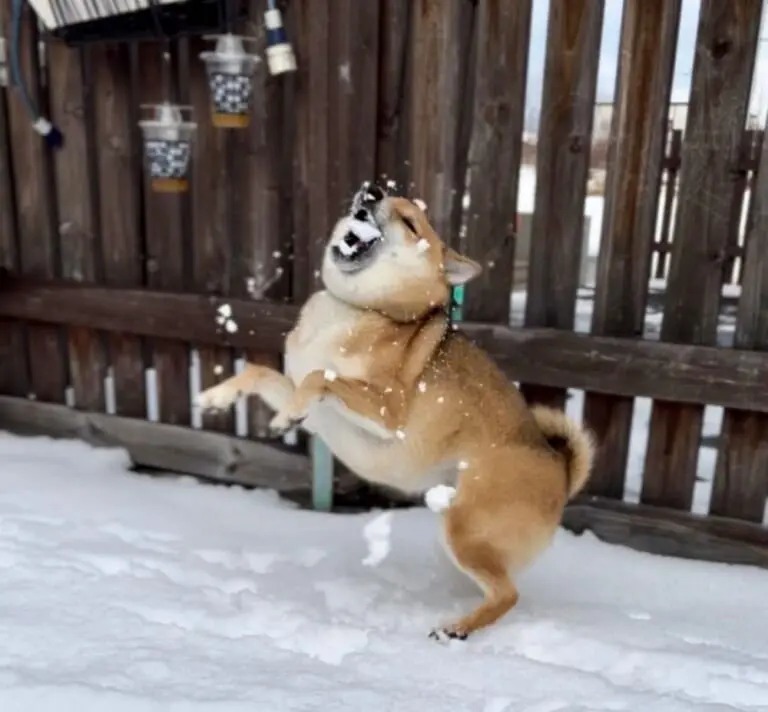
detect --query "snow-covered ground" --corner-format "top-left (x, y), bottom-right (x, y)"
top-left (3, 432), bottom-right (768, 711)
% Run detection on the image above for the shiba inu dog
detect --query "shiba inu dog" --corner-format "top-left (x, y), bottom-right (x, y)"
top-left (196, 182), bottom-right (594, 641)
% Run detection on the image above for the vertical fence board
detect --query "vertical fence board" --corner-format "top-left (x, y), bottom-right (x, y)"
top-left (327, 0), bottom-right (380, 214)
top-left (522, 0), bottom-right (604, 409)
top-left (653, 129), bottom-right (682, 279)
top-left (410, 0), bottom-right (476, 242)
top-left (583, 0), bottom-right (681, 498)
top-left (92, 43), bottom-right (146, 418)
top-left (738, 130), bottom-right (764, 284)
top-left (233, 1), bottom-right (292, 437)
top-left (0, 10), bottom-right (27, 398)
top-left (5, 7), bottom-right (65, 403)
top-left (722, 130), bottom-right (755, 284)
top-left (137, 43), bottom-right (190, 426)
top-left (48, 41), bottom-right (106, 412)
top-left (187, 36), bottom-right (235, 433)
top-left (710, 122), bottom-right (768, 521)
top-left (376, 0), bottom-right (411, 187)
top-left (463, 0), bottom-right (532, 323)
top-left (642, 0), bottom-right (761, 510)
top-left (288, 0), bottom-right (328, 301)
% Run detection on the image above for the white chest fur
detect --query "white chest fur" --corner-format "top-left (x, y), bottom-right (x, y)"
top-left (284, 291), bottom-right (367, 385)
top-left (283, 291), bottom-right (452, 493)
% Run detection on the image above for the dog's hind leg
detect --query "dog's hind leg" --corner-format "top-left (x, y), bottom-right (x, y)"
top-left (195, 364), bottom-right (294, 413)
top-left (430, 506), bottom-right (519, 641)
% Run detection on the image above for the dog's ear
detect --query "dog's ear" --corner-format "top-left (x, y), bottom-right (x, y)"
top-left (444, 248), bottom-right (482, 285)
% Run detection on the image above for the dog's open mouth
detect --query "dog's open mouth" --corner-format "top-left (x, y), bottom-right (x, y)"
top-left (331, 183), bottom-right (388, 272)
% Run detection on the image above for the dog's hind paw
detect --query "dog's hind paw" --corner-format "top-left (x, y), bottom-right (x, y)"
top-left (428, 627), bottom-right (468, 644)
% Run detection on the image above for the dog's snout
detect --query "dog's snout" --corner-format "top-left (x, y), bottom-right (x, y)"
top-left (343, 232), bottom-right (361, 248)
top-left (363, 184), bottom-right (386, 204)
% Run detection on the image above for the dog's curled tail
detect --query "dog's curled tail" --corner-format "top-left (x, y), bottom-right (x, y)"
top-left (531, 406), bottom-right (595, 499)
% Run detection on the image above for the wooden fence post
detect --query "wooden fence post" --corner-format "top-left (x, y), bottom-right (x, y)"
top-left (642, 0), bottom-right (762, 510)
top-left (710, 120), bottom-right (768, 522)
top-left (522, 0), bottom-right (604, 409)
top-left (462, 0), bottom-right (533, 324)
top-left (583, 0), bottom-right (681, 498)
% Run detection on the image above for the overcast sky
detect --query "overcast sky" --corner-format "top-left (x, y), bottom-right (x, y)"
top-left (523, 0), bottom-right (768, 130)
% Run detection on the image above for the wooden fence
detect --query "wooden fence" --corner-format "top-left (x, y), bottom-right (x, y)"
top-left (1, 1), bottom-right (767, 567)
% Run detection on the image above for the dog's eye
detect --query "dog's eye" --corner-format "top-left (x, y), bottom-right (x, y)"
top-left (402, 216), bottom-right (417, 234)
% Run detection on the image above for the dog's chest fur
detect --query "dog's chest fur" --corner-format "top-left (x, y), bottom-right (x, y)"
top-left (283, 291), bottom-right (454, 492)
top-left (284, 291), bottom-right (368, 385)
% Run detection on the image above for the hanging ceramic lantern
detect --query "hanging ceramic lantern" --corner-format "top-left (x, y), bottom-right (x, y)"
top-left (138, 103), bottom-right (196, 193)
top-left (199, 34), bottom-right (260, 129)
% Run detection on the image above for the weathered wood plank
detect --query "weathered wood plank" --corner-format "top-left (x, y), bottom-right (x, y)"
top-left (4, 281), bottom-right (768, 413)
top-left (409, 0), bottom-right (476, 242)
top-left (522, 0), bottom-right (604, 409)
top-left (722, 129), bottom-right (756, 284)
top-left (48, 41), bottom-right (106, 412)
top-left (463, 0), bottom-right (532, 323)
top-left (288, 0), bottom-right (329, 301)
top-left (0, 395), bottom-right (309, 492)
top-left (376, 0), bottom-right (412, 187)
top-left (583, 0), bottom-right (681, 498)
top-left (230, 1), bottom-right (292, 436)
top-left (4, 6), bottom-right (65, 404)
top-left (0, 7), bottom-right (27, 398)
top-left (653, 129), bottom-right (682, 279)
top-left (711, 116), bottom-right (768, 522)
top-left (92, 42), bottom-right (146, 418)
top-left (137, 43), bottom-right (190, 426)
top-left (187, 35), bottom-right (235, 433)
top-left (327, 0), bottom-right (380, 211)
top-left (563, 497), bottom-right (768, 570)
top-left (643, 0), bottom-right (762, 510)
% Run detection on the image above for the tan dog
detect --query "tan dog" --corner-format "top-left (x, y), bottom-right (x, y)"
top-left (196, 183), bottom-right (594, 641)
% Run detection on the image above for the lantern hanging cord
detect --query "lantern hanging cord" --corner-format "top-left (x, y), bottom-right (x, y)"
top-left (224, 0), bottom-right (235, 32)
top-left (148, 0), bottom-right (174, 101)
top-left (9, 0), bottom-right (63, 147)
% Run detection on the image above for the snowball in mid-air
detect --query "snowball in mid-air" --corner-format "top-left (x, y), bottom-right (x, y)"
top-left (424, 485), bottom-right (456, 513)
top-left (416, 238), bottom-right (430, 253)
top-left (324, 369), bottom-right (338, 382)
top-left (224, 320), bottom-right (238, 334)
top-left (413, 198), bottom-right (427, 212)
top-left (362, 511), bottom-right (393, 567)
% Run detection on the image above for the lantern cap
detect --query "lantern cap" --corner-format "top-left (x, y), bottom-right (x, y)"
top-left (200, 33), bottom-right (260, 63)
top-left (138, 102), bottom-right (196, 130)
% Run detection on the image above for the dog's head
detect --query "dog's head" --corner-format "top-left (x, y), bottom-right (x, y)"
top-left (321, 182), bottom-right (481, 320)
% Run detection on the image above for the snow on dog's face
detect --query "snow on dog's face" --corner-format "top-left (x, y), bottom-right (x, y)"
top-left (322, 182), bottom-right (482, 320)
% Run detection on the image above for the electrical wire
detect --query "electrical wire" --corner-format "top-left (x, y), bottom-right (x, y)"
top-left (9, 0), bottom-right (63, 147)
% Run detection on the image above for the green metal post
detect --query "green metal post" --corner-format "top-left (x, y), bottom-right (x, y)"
top-left (311, 435), bottom-right (334, 511)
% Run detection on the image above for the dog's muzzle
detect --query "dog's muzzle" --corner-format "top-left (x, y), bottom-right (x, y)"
top-left (331, 182), bottom-right (389, 270)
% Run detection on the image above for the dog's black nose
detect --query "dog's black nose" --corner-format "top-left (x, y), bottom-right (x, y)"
top-left (343, 232), bottom-right (360, 248)
top-left (363, 184), bottom-right (386, 203)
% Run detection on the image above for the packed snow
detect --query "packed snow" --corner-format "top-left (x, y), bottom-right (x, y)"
top-left (2, 432), bottom-right (768, 711)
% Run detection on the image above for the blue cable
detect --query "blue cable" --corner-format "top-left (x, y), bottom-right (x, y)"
top-left (9, 0), bottom-right (63, 148)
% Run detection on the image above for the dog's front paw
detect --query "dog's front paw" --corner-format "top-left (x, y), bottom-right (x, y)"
top-left (195, 384), bottom-right (239, 411)
top-left (269, 410), bottom-right (305, 437)
top-left (428, 626), bottom-right (468, 644)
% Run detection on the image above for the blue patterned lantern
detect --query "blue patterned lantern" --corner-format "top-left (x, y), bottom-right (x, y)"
top-left (200, 34), bottom-right (260, 129)
top-left (138, 103), bottom-right (196, 193)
